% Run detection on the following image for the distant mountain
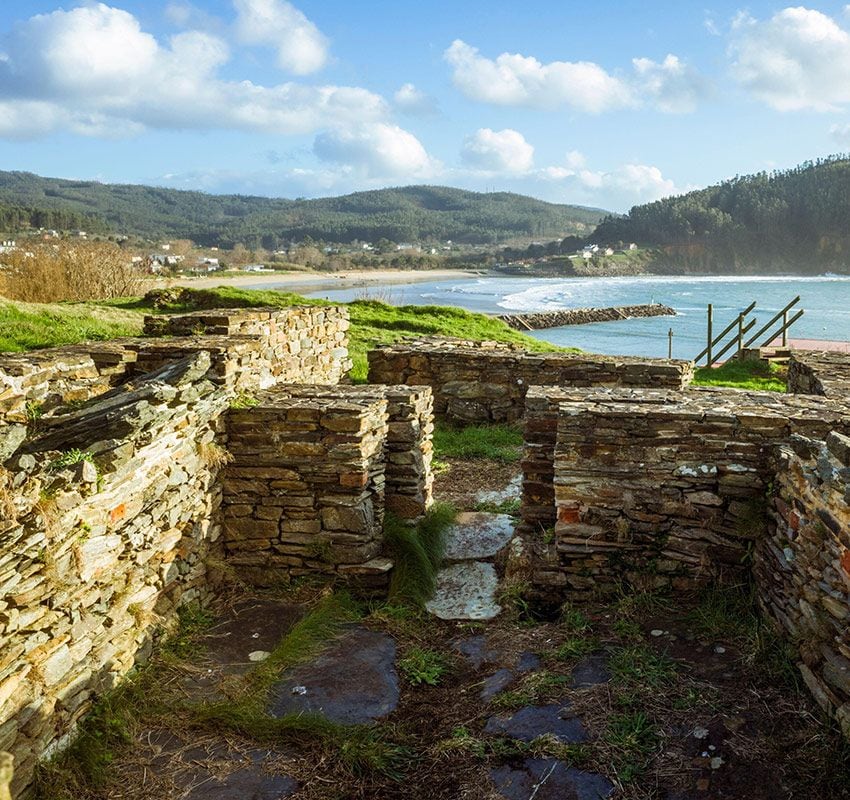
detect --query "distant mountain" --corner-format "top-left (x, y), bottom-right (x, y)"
top-left (591, 155), bottom-right (850, 274)
top-left (0, 172), bottom-right (607, 248)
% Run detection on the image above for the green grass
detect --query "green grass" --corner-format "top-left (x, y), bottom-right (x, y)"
top-left (1, 286), bottom-right (564, 383)
top-left (398, 647), bottom-right (449, 686)
top-left (383, 503), bottom-right (455, 607)
top-left (433, 422), bottom-right (523, 462)
top-left (604, 711), bottom-right (661, 783)
top-left (693, 359), bottom-right (786, 392)
top-left (609, 645), bottom-right (676, 689)
top-left (0, 297), bottom-right (143, 351)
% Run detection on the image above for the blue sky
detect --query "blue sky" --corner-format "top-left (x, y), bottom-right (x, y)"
top-left (1, 1), bottom-right (850, 211)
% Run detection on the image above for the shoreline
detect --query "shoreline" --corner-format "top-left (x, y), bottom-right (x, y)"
top-left (154, 268), bottom-right (490, 294)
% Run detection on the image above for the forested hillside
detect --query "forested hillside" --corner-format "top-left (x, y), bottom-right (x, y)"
top-left (0, 172), bottom-right (605, 247)
top-left (0, 203), bottom-right (104, 236)
top-left (592, 156), bottom-right (850, 274)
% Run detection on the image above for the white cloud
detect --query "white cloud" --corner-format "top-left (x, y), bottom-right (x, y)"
top-left (830, 122), bottom-right (850, 144)
top-left (444, 39), bottom-right (636, 113)
top-left (729, 7), bottom-right (850, 111)
top-left (444, 39), bottom-right (705, 114)
top-left (393, 83), bottom-right (438, 115)
top-left (0, 3), bottom-right (385, 139)
top-left (233, 0), bottom-right (329, 75)
top-left (461, 128), bottom-right (534, 174)
top-left (314, 123), bottom-right (440, 179)
top-left (632, 54), bottom-right (705, 113)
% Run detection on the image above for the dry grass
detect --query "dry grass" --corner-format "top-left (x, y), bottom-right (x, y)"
top-left (0, 242), bottom-right (147, 303)
top-left (197, 442), bottom-right (234, 471)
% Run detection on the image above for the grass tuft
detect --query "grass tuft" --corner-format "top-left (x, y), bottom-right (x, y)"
top-left (398, 647), bottom-right (449, 686)
top-left (384, 503), bottom-right (455, 608)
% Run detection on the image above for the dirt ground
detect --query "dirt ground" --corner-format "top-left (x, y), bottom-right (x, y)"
top-left (40, 456), bottom-right (850, 800)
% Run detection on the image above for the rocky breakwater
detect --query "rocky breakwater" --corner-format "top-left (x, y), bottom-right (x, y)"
top-left (498, 303), bottom-right (675, 331)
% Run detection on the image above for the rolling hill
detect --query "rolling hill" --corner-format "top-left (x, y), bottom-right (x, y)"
top-left (0, 171), bottom-right (606, 248)
top-left (592, 155), bottom-right (850, 274)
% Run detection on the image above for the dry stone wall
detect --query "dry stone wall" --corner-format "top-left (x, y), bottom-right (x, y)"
top-left (223, 383), bottom-right (434, 589)
top-left (0, 303), bottom-right (366, 795)
top-left (0, 354), bottom-right (226, 796)
top-left (531, 387), bottom-right (850, 598)
top-left (755, 432), bottom-right (850, 737)
top-left (367, 338), bottom-right (694, 424)
top-left (788, 351), bottom-right (850, 399)
top-left (143, 306), bottom-right (352, 386)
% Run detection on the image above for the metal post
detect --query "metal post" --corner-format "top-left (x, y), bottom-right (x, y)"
top-left (706, 304), bottom-right (713, 368)
top-left (782, 310), bottom-right (788, 347)
top-left (668, 328), bottom-right (673, 359)
top-left (737, 313), bottom-right (744, 357)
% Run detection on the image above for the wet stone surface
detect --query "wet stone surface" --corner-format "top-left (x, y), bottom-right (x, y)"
top-left (426, 562), bottom-right (502, 620)
top-left (490, 758), bottom-right (614, 800)
top-left (442, 512), bottom-right (516, 562)
top-left (570, 652), bottom-right (611, 688)
top-left (484, 703), bottom-right (588, 743)
top-left (268, 626), bottom-right (399, 724)
top-left (452, 634), bottom-right (501, 669)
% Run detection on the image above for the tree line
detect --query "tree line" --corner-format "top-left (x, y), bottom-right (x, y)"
top-left (592, 155), bottom-right (850, 274)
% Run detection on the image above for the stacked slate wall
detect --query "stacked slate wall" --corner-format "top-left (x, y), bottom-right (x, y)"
top-left (788, 351), bottom-right (850, 399)
top-left (367, 338), bottom-right (694, 424)
top-left (755, 432), bottom-right (850, 737)
top-left (223, 383), bottom-right (434, 589)
top-left (0, 354), bottom-right (227, 796)
top-left (533, 387), bottom-right (850, 598)
top-left (143, 306), bottom-right (352, 387)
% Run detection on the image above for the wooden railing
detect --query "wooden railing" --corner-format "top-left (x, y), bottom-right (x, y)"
top-left (694, 297), bottom-right (803, 367)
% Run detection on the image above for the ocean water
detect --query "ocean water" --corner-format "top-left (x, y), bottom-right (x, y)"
top-left (300, 274), bottom-right (850, 360)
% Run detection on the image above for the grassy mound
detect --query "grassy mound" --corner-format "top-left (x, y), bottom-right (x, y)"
top-left (0, 297), bottom-right (143, 352)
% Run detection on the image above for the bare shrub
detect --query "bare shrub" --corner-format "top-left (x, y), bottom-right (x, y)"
top-left (0, 241), bottom-right (147, 302)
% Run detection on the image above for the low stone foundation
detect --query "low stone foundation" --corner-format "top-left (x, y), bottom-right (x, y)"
top-left (367, 338), bottom-right (694, 423)
top-left (788, 351), bottom-right (850, 399)
top-left (143, 306), bottom-right (352, 386)
top-left (755, 432), bottom-right (850, 736)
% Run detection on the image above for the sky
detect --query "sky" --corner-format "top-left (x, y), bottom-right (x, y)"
top-left (1, 1), bottom-right (850, 211)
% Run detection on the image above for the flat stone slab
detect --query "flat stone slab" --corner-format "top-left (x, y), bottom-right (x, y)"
top-left (426, 562), bottom-right (502, 620)
top-left (267, 627), bottom-right (398, 724)
top-left (570, 653), bottom-right (611, 688)
top-left (484, 704), bottom-right (587, 743)
top-left (443, 512), bottom-right (515, 561)
top-left (481, 668), bottom-right (516, 700)
top-left (186, 769), bottom-right (298, 800)
top-left (453, 634), bottom-right (501, 669)
top-left (475, 474), bottom-right (522, 506)
top-left (490, 758), bottom-right (614, 800)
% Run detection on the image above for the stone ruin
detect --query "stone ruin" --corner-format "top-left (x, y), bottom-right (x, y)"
top-left (368, 338), bottom-right (850, 739)
top-left (0, 319), bottom-right (849, 794)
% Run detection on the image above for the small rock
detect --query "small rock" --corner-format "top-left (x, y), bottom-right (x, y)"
top-left (710, 756), bottom-right (725, 770)
top-left (650, 629), bottom-right (664, 637)
top-left (248, 651), bottom-right (271, 662)
top-left (692, 726), bottom-right (709, 739)
top-left (714, 645), bottom-right (726, 654)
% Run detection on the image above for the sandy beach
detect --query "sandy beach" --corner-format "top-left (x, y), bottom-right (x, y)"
top-left (157, 268), bottom-right (488, 295)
